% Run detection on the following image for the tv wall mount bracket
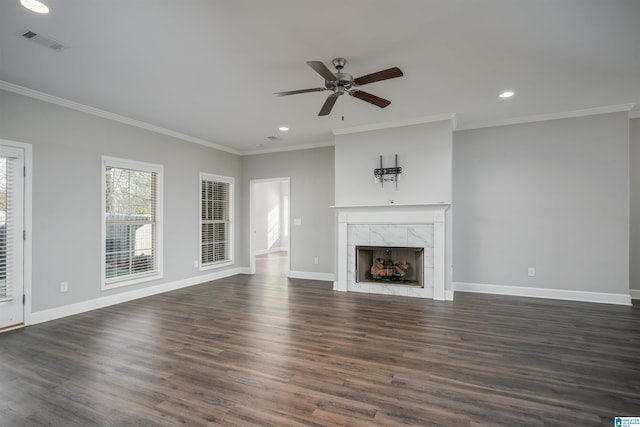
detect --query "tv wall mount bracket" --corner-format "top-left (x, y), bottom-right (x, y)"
top-left (374, 154), bottom-right (402, 189)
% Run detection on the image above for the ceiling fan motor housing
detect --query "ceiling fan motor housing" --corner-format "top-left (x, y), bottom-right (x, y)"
top-left (324, 73), bottom-right (353, 90)
top-left (331, 58), bottom-right (353, 92)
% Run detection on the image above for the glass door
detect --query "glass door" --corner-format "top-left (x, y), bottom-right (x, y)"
top-left (0, 146), bottom-right (24, 330)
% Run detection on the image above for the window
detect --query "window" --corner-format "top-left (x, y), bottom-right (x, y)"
top-left (102, 157), bottom-right (163, 289)
top-left (200, 173), bottom-right (233, 269)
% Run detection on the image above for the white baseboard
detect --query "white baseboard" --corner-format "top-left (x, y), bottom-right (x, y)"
top-left (288, 270), bottom-right (335, 282)
top-left (30, 267), bottom-right (246, 325)
top-left (454, 282), bottom-right (631, 306)
top-left (630, 289), bottom-right (640, 300)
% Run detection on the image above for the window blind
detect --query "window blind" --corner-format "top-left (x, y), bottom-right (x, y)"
top-left (201, 177), bottom-right (232, 266)
top-left (104, 165), bottom-right (158, 282)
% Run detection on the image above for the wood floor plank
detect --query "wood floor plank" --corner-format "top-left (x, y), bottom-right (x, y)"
top-left (1, 275), bottom-right (639, 426)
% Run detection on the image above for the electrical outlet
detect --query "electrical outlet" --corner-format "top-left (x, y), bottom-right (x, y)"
top-left (314, 257), bottom-right (319, 265)
top-left (194, 260), bottom-right (198, 268)
top-left (527, 267), bottom-right (536, 277)
top-left (60, 281), bottom-right (69, 292)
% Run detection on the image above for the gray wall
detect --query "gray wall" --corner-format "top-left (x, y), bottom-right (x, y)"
top-left (334, 121), bottom-right (452, 206)
top-left (241, 147), bottom-right (334, 274)
top-left (453, 112), bottom-right (629, 294)
top-left (0, 89), bottom-right (242, 313)
top-left (631, 117), bottom-right (640, 291)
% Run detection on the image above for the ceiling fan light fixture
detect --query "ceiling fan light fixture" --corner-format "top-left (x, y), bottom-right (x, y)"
top-left (279, 126), bottom-right (289, 132)
top-left (20, 0), bottom-right (49, 14)
top-left (499, 91), bottom-right (515, 98)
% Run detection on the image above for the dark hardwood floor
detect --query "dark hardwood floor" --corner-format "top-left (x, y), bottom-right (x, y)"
top-left (1, 275), bottom-right (639, 426)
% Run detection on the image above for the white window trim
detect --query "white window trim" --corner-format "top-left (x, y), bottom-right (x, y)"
top-left (199, 172), bottom-right (234, 271)
top-left (101, 156), bottom-right (163, 290)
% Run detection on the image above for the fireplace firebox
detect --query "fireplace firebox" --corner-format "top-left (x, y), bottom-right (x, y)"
top-left (356, 246), bottom-right (424, 287)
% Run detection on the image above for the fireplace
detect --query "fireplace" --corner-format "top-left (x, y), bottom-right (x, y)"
top-left (334, 204), bottom-right (451, 300)
top-left (356, 246), bottom-right (424, 287)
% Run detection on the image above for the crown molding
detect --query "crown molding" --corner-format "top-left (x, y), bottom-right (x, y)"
top-left (0, 80), bottom-right (241, 155)
top-left (242, 140), bottom-right (334, 156)
top-left (458, 103), bottom-right (636, 131)
top-left (6, 79), bottom-right (635, 152)
top-left (450, 113), bottom-right (458, 131)
top-left (332, 113), bottom-right (455, 136)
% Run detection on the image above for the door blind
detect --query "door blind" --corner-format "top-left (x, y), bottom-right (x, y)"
top-left (0, 156), bottom-right (15, 301)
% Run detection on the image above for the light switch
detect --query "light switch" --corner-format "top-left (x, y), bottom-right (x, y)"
top-left (293, 218), bottom-right (302, 225)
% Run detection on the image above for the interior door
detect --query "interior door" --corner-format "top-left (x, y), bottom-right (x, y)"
top-left (0, 145), bottom-right (25, 330)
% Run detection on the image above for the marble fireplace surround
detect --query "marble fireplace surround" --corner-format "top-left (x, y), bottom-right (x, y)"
top-left (334, 204), bottom-right (450, 300)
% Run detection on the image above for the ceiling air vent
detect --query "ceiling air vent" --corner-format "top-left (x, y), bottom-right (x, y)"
top-left (20, 29), bottom-right (68, 52)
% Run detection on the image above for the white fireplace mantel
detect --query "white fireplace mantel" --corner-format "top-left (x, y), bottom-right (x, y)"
top-left (333, 204), bottom-right (452, 300)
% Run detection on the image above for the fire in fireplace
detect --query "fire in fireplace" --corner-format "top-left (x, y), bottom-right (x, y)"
top-left (356, 246), bottom-right (424, 287)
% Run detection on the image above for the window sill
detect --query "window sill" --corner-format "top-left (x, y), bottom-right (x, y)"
top-left (199, 260), bottom-right (233, 272)
top-left (102, 272), bottom-right (163, 291)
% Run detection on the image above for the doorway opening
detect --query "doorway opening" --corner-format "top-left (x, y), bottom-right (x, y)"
top-left (249, 178), bottom-right (290, 276)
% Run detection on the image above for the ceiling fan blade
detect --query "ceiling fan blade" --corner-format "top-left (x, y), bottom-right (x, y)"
top-left (307, 61), bottom-right (337, 81)
top-left (273, 87), bottom-right (327, 97)
top-left (319, 94), bottom-right (339, 116)
top-left (353, 67), bottom-right (403, 86)
top-left (351, 90), bottom-right (391, 108)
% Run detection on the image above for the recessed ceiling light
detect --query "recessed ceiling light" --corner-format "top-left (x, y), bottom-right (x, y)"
top-left (279, 126), bottom-right (289, 132)
top-left (20, 0), bottom-right (49, 14)
top-left (499, 91), bottom-right (515, 99)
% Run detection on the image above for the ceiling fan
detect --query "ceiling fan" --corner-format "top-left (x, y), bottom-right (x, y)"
top-left (273, 58), bottom-right (403, 116)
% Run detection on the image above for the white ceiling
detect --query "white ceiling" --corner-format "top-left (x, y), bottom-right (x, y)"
top-left (1, 0), bottom-right (639, 154)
